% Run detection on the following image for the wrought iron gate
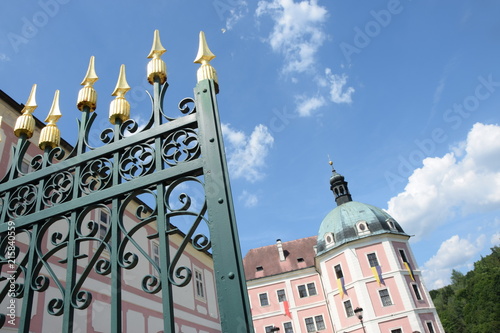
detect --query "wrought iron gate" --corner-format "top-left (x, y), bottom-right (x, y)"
top-left (0, 31), bottom-right (254, 333)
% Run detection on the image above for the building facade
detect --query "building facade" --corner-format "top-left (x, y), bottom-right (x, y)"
top-left (244, 166), bottom-right (444, 333)
top-left (0, 89), bottom-right (221, 333)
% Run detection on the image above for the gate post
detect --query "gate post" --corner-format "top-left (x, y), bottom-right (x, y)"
top-left (194, 32), bottom-right (254, 333)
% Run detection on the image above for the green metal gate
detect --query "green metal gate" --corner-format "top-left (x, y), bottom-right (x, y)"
top-left (0, 31), bottom-right (254, 333)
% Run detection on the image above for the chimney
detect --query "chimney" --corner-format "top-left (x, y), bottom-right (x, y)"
top-left (276, 239), bottom-right (285, 261)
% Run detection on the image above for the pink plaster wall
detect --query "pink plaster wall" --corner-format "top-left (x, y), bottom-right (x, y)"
top-left (355, 242), bottom-right (392, 278)
top-left (324, 252), bottom-right (353, 286)
top-left (366, 277), bottom-right (405, 317)
top-left (332, 286), bottom-right (360, 329)
top-left (377, 316), bottom-right (412, 333)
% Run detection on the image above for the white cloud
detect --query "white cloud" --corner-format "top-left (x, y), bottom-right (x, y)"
top-left (422, 235), bottom-right (484, 289)
top-left (296, 95), bottom-right (325, 117)
top-left (222, 123), bottom-right (274, 182)
top-left (239, 190), bottom-right (259, 207)
top-left (0, 53), bottom-right (10, 62)
top-left (387, 123), bottom-right (500, 241)
top-left (325, 68), bottom-right (355, 104)
top-left (256, 0), bottom-right (328, 74)
top-left (225, 1), bottom-right (249, 30)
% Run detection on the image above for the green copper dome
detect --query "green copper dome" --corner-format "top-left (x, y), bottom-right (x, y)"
top-left (317, 166), bottom-right (408, 255)
top-left (316, 201), bottom-right (407, 255)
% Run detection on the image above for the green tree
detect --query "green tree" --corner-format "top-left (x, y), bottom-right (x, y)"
top-left (430, 247), bottom-right (500, 333)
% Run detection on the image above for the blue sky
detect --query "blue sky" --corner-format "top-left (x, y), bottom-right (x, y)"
top-left (1, 0), bottom-right (499, 290)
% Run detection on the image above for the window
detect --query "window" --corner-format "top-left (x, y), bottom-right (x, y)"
top-left (283, 322), bottom-right (294, 333)
top-left (334, 264), bottom-right (343, 279)
top-left (256, 266), bottom-right (264, 272)
top-left (391, 329), bottom-right (402, 333)
top-left (98, 210), bottom-right (110, 241)
top-left (277, 289), bottom-right (287, 302)
top-left (399, 249), bottom-right (408, 263)
top-left (343, 300), bottom-right (354, 317)
top-left (297, 257), bottom-right (304, 263)
top-left (325, 232), bottom-right (334, 244)
top-left (265, 325), bottom-right (275, 333)
top-left (412, 283), bottom-right (422, 301)
top-left (195, 269), bottom-right (205, 300)
top-left (386, 218), bottom-right (397, 230)
top-left (379, 289), bottom-right (393, 306)
top-left (304, 315), bottom-right (326, 332)
top-left (367, 252), bottom-right (379, 267)
top-left (259, 293), bottom-right (269, 306)
top-left (298, 282), bottom-right (317, 298)
top-left (426, 321), bottom-right (435, 333)
top-left (151, 241), bottom-right (160, 270)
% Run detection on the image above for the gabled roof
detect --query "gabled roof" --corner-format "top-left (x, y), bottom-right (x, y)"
top-left (243, 236), bottom-right (317, 281)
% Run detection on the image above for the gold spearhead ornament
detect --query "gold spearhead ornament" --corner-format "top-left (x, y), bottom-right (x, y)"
top-left (14, 84), bottom-right (37, 138)
top-left (194, 31), bottom-right (219, 93)
top-left (39, 90), bottom-right (62, 150)
top-left (77, 56), bottom-right (98, 111)
top-left (109, 64), bottom-right (131, 124)
top-left (147, 29), bottom-right (167, 84)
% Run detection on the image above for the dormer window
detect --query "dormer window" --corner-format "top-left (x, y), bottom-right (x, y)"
top-left (256, 266), bottom-right (263, 272)
top-left (324, 232), bottom-right (335, 245)
top-left (386, 218), bottom-right (397, 230)
top-left (356, 220), bottom-right (370, 235)
top-left (297, 257), bottom-right (304, 263)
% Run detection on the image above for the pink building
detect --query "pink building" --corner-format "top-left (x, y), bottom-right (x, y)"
top-left (244, 167), bottom-right (444, 333)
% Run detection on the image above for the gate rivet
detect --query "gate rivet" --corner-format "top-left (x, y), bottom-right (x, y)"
top-left (218, 198), bottom-right (224, 204)
top-left (209, 138), bottom-right (214, 142)
top-left (228, 272), bottom-right (235, 279)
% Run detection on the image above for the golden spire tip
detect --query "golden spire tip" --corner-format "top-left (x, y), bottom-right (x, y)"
top-left (80, 56), bottom-right (98, 86)
top-left (25, 84), bottom-right (38, 109)
top-left (46, 90), bottom-right (62, 124)
top-left (112, 64), bottom-right (130, 97)
top-left (147, 29), bottom-right (166, 59)
top-left (194, 31), bottom-right (216, 64)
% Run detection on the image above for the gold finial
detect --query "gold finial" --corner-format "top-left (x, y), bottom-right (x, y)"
top-left (14, 84), bottom-right (37, 138)
top-left (39, 90), bottom-right (62, 150)
top-left (109, 64), bottom-right (131, 124)
top-left (77, 56), bottom-right (98, 111)
top-left (194, 31), bottom-right (219, 93)
top-left (147, 29), bottom-right (167, 84)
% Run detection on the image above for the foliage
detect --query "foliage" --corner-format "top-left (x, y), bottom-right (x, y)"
top-left (430, 246), bottom-right (500, 332)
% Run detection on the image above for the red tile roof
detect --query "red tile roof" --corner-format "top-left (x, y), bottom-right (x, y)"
top-left (243, 236), bottom-right (317, 280)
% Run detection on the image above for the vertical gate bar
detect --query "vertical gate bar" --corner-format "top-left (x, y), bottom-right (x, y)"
top-left (152, 77), bottom-right (176, 333)
top-left (62, 106), bottom-right (90, 332)
top-left (110, 119), bottom-right (122, 333)
top-left (195, 79), bottom-right (254, 333)
top-left (18, 146), bottom-right (50, 333)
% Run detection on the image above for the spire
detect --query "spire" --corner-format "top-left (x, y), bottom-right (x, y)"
top-left (14, 84), bottom-right (37, 138)
top-left (39, 90), bottom-right (62, 150)
top-left (77, 56), bottom-right (98, 112)
top-left (147, 29), bottom-right (167, 84)
top-left (328, 160), bottom-right (352, 206)
top-left (194, 31), bottom-right (219, 93)
top-left (109, 64), bottom-right (131, 124)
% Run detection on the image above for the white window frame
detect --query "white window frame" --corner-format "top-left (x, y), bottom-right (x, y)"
top-left (426, 321), bottom-right (435, 333)
top-left (297, 282), bottom-right (317, 298)
top-left (276, 289), bottom-right (287, 302)
top-left (194, 268), bottom-right (206, 301)
top-left (379, 288), bottom-right (393, 307)
top-left (411, 282), bottom-right (423, 301)
top-left (259, 292), bottom-right (269, 307)
top-left (390, 328), bottom-right (403, 333)
top-left (334, 263), bottom-right (344, 279)
top-left (343, 299), bottom-right (354, 317)
top-left (283, 321), bottom-right (294, 333)
top-left (304, 315), bottom-right (326, 332)
top-left (150, 240), bottom-right (160, 277)
top-left (367, 252), bottom-right (380, 267)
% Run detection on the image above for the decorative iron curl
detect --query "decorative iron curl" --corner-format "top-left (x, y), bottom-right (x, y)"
top-left (79, 158), bottom-right (112, 194)
top-left (119, 143), bottom-right (155, 180)
top-left (162, 128), bottom-right (200, 166)
top-left (178, 97), bottom-right (196, 115)
top-left (72, 290), bottom-right (92, 310)
top-left (47, 298), bottom-right (64, 316)
top-left (7, 184), bottom-right (37, 219)
top-left (43, 171), bottom-right (73, 207)
top-left (164, 177), bottom-right (211, 287)
top-left (141, 274), bottom-right (161, 294)
top-left (100, 127), bottom-right (115, 144)
top-left (31, 147), bottom-right (67, 170)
